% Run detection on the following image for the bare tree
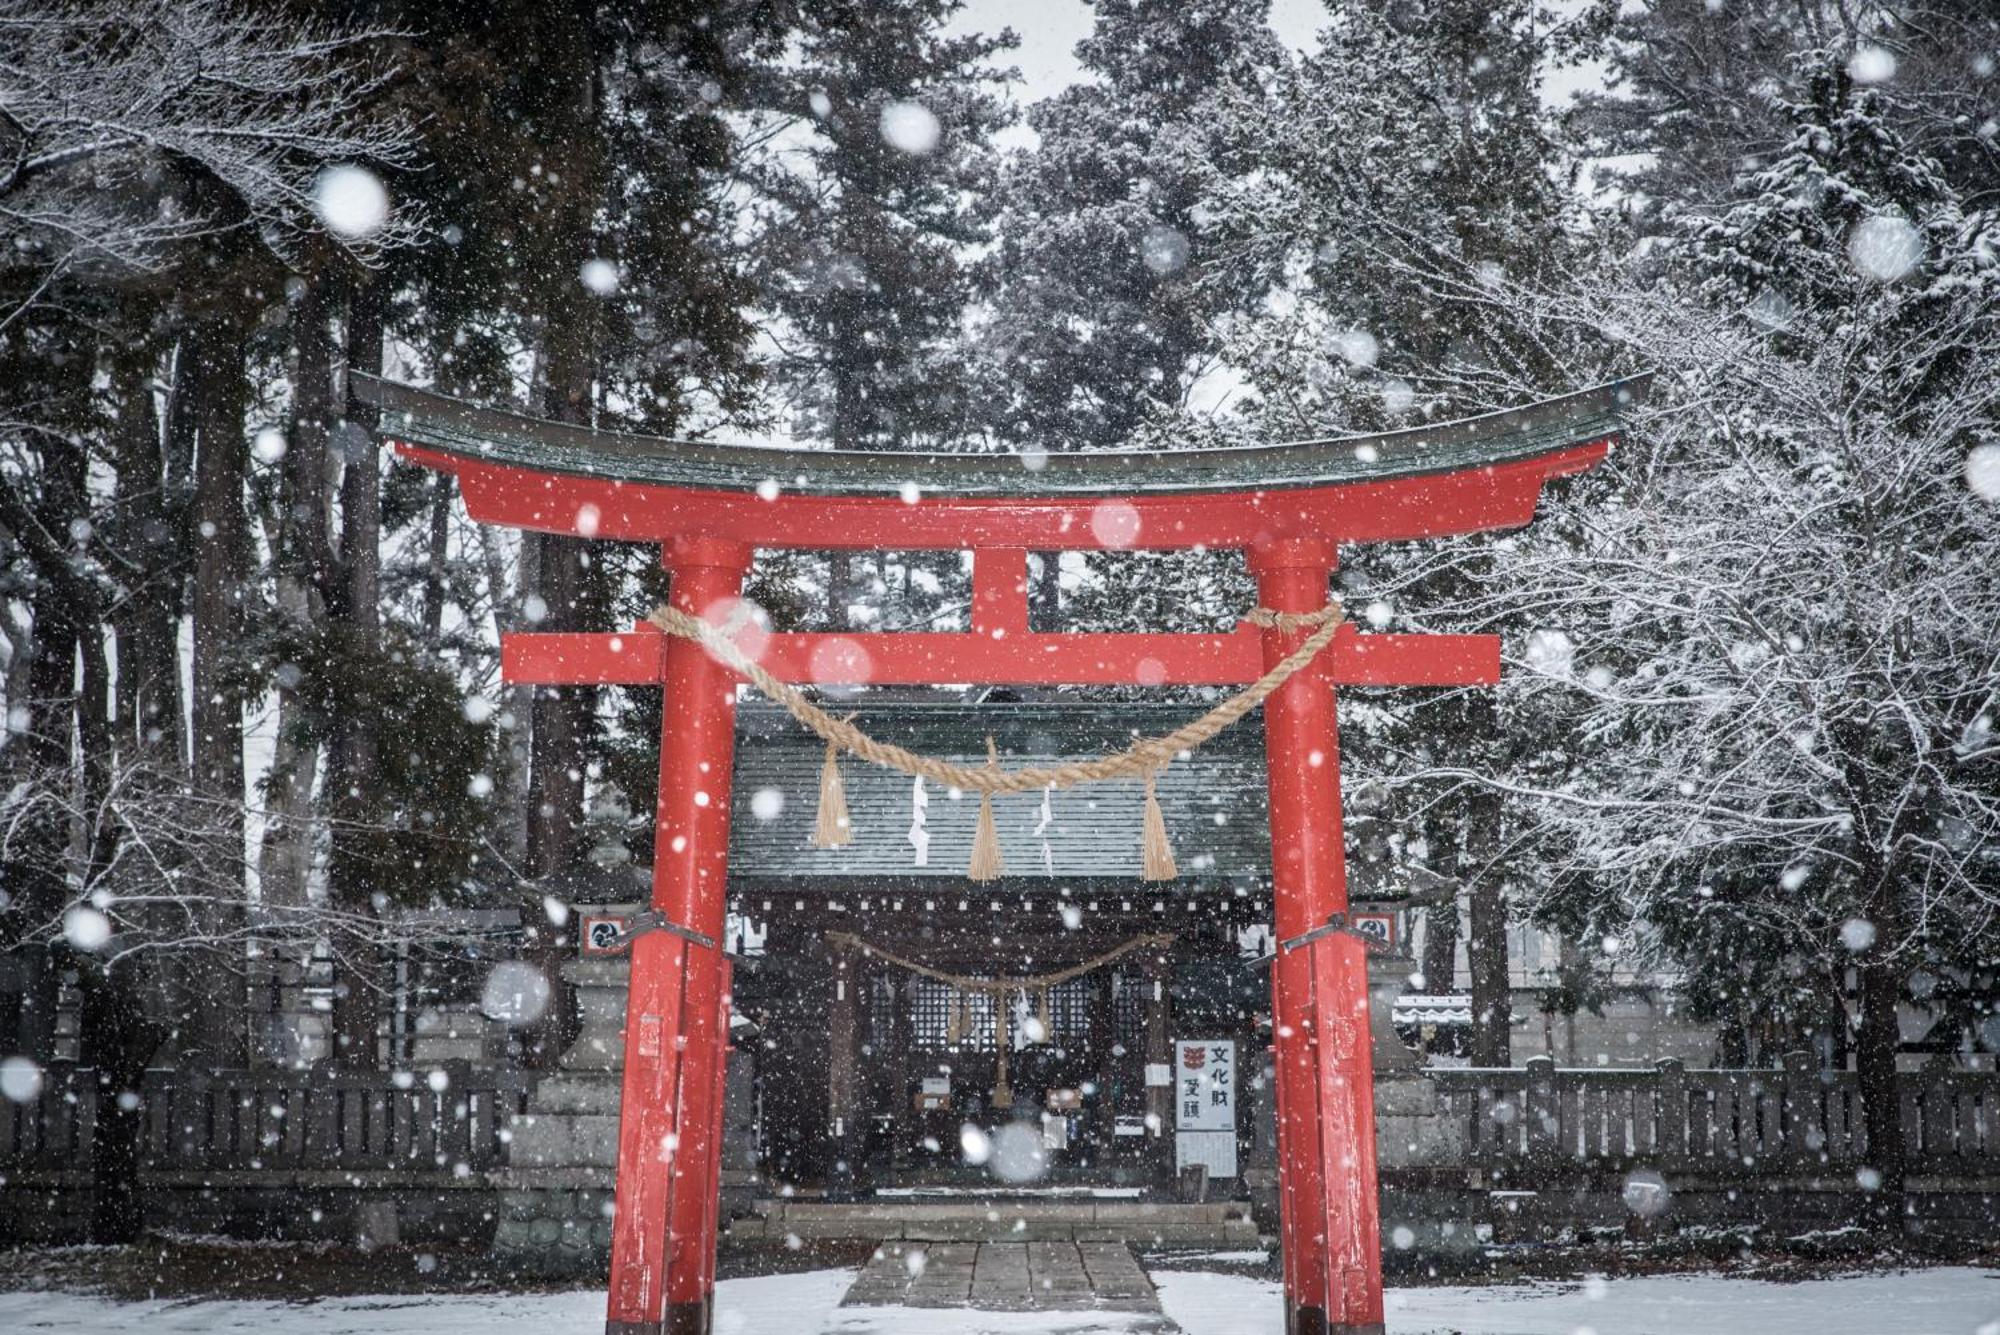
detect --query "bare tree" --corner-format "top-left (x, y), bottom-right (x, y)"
top-left (0, 0), bottom-right (419, 325)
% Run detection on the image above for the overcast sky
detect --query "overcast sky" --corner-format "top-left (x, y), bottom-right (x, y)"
top-left (949, 0), bottom-right (1331, 109)
top-left (946, 0), bottom-right (1609, 138)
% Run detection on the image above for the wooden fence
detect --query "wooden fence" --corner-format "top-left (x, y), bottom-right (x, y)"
top-left (2, 1061), bottom-right (533, 1177)
top-left (1429, 1055), bottom-right (2000, 1175)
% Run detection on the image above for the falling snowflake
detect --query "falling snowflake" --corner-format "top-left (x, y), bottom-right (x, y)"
top-left (481, 961), bottom-right (552, 1026)
top-left (63, 905), bottom-right (112, 951)
top-left (1847, 215), bottom-right (1923, 282)
top-left (880, 101), bottom-right (940, 155)
top-left (1140, 224), bottom-right (1188, 275)
top-left (0, 1055), bottom-right (42, 1104)
top-left (987, 1122), bottom-right (1047, 1183)
top-left (1966, 444), bottom-right (2000, 501)
top-left (1089, 501), bottom-right (1142, 548)
top-left (312, 165), bottom-right (389, 239)
top-left (1332, 328), bottom-right (1379, 369)
top-left (1847, 45), bottom-right (1897, 84)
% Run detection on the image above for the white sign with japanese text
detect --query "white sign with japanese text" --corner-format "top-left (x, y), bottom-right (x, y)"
top-left (1173, 1039), bottom-right (1235, 1132)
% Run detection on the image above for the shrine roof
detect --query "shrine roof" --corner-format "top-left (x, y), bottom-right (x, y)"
top-left (728, 701), bottom-right (1269, 883)
top-left (355, 372), bottom-right (1649, 500)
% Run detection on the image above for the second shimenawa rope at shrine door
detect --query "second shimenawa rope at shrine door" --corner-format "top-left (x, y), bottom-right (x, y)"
top-left (645, 599), bottom-right (1347, 882)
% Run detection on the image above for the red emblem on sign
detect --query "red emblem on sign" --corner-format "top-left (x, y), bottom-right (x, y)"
top-left (1182, 1047), bottom-right (1207, 1070)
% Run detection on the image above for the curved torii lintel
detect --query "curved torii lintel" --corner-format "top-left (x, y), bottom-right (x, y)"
top-left (356, 372), bottom-right (1648, 550)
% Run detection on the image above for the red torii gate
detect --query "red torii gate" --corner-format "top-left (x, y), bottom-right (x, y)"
top-left (361, 373), bottom-right (1643, 1335)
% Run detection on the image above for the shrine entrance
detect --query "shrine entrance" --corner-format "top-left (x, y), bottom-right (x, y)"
top-left (724, 698), bottom-right (1278, 1199)
top-left (362, 372), bottom-right (1643, 1335)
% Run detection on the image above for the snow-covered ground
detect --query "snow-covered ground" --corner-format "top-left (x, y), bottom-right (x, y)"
top-left (1, 1266), bottom-right (1995, 1335)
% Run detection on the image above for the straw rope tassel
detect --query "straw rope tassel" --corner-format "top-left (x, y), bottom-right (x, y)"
top-left (1140, 769), bottom-right (1177, 882)
top-left (967, 736), bottom-right (1006, 881)
top-left (812, 730), bottom-right (853, 849)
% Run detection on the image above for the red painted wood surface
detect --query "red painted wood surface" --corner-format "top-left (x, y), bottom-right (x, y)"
top-left (655, 541), bottom-right (750, 1335)
top-left (1253, 540), bottom-right (1385, 1335)
top-left (502, 624), bottom-right (1498, 690)
top-left (397, 438), bottom-right (1607, 550)
top-left (602, 541), bottom-right (749, 1335)
top-left (700, 960), bottom-right (733, 1305)
top-left (603, 927), bottom-right (687, 1333)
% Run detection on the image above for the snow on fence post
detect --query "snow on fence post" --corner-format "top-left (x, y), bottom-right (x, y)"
top-left (1653, 1058), bottom-right (1688, 1166)
top-left (1779, 1050), bottom-right (1825, 1169)
top-left (1524, 1056), bottom-right (1559, 1160)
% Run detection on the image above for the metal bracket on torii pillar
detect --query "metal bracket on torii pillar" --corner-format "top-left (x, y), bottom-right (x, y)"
top-left (607, 908), bottom-right (715, 953)
top-left (1281, 912), bottom-right (1397, 956)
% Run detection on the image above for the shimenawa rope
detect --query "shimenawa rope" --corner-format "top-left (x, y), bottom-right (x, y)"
top-left (645, 599), bottom-right (1343, 879)
top-left (824, 929), bottom-right (1173, 994)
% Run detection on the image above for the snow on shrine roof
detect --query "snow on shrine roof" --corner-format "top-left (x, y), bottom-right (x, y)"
top-left (354, 373), bottom-right (1649, 499)
top-left (727, 701), bottom-right (1270, 883)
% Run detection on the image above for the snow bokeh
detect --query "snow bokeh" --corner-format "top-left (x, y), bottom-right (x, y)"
top-left (312, 165), bottom-right (389, 239)
top-left (880, 101), bottom-right (941, 155)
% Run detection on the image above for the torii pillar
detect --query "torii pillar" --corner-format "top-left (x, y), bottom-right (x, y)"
top-left (604, 537), bottom-right (749, 1335)
top-left (1256, 538), bottom-right (1381, 1335)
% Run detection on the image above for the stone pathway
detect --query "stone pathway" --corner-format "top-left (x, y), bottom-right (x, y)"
top-left (841, 1240), bottom-right (1168, 1316)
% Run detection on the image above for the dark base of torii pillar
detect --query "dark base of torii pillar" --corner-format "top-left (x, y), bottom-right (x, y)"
top-left (1253, 539), bottom-right (1387, 1335)
top-left (605, 537), bottom-right (751, 1335)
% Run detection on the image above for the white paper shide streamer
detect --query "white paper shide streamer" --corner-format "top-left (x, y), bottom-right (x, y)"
top-left (907, 775), bottom-right (930, 867)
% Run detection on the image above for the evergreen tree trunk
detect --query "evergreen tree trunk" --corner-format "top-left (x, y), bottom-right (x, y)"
top-left (1853, 889), bottom-right (1908, 1228)
top-left (1465, 792), bottom-right (1511, 1067)
top-left (328, 280), bottom-right (386, 1068)
top-left (1466, 878), bottom-right (1512, 1068)
top-left (0, 325), bottom-right (93, 1061)
top-left (78, 958), bottom-right (162, 1242)
top-left (261, 282), bottom-right (336, 909)
top-left (521, 308), bottom-right (595, 1067)
top-left (422, 473), bottom-right (452, 645)
top-left (1421, 897), bottom-right (1459, 997)
top-left (110, 344), bottom-right (184, 764)
top-left (185, 315), bottom-right (250, 1067)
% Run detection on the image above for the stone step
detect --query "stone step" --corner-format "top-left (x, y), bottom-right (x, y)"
top-left (842, 1241), bottom-right (1172, 1320)
top-left (752, 1197), bottom-right (1257, 1245)
top-left (528, 1075), bottom-right (623, 1116)
top-left (506, 1112), bottom-right (620, 1169)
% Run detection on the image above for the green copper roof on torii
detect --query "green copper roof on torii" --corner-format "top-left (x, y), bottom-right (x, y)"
top-left (353, 372), bottom-right (1650, 500)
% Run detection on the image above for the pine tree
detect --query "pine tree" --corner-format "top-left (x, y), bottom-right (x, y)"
top-left (1489, 58), bottom-right (2000, 1216)
top-left (743, 0), bottom-right (1015, 450)
top-left (1200, 0), bottom-right (1611, 1060)
top-left (979, 0), bottom-right (1284, 453)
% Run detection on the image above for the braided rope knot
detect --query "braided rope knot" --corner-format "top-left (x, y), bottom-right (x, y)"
top-left (1239, 603), bottom-right (1346, 633)
top-left (646, 597), bottom-right (1345, 796)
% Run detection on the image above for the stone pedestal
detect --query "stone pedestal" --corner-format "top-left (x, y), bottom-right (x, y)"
top-left (490, 936), bottom-right (761, 1278)
top-left (1367, 949), bottom-right (1422, 1075)
top-left (491, 955), bottom-right (627, 1277)
top-left (409, 1005), bottom-right (512, 1065)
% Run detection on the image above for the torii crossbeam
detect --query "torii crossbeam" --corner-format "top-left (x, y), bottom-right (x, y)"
top-left (361, 372), bottom-right (1645, 1335)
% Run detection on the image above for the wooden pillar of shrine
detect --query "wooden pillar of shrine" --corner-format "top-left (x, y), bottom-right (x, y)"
top-left (826, 939), bottom-right (861, 1199)
top-left (1142, 948), bottom-right (1172, 1162)
top-left (886, 969), bottom-right (911, 1179)
top-left (1087, 972), bottom-right (1115, 1164)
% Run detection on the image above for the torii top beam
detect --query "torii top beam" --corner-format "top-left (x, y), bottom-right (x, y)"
top-left (355, 373), bottom-right (1646, 553)
top-left (358, 373), bottom-right (1645, 689)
